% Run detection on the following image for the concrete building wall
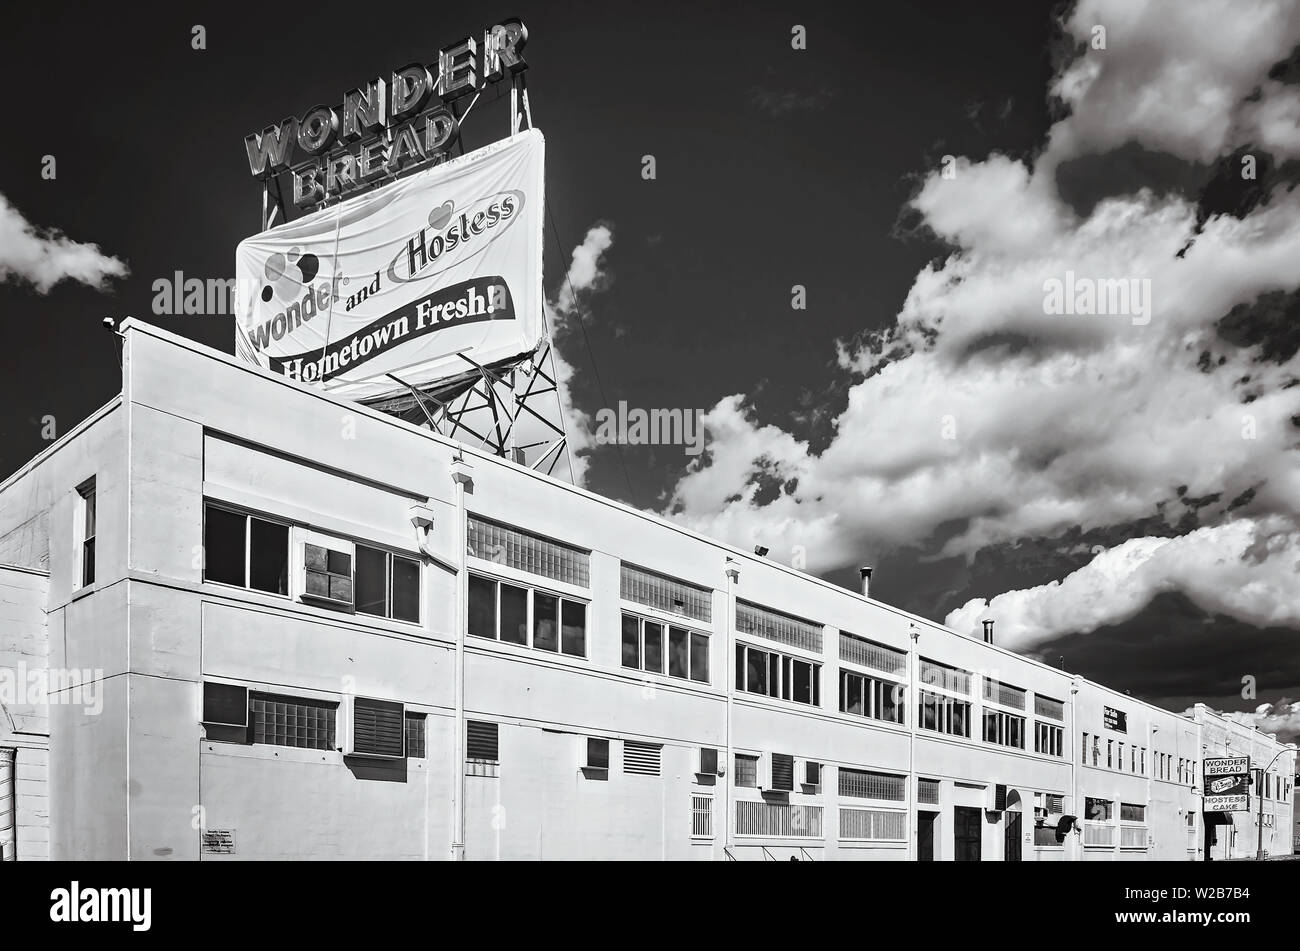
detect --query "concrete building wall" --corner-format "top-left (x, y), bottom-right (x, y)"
top-left (0, 565), bottom-right (50, 861)
top-left (5, 320), bottom-right (1295, 860)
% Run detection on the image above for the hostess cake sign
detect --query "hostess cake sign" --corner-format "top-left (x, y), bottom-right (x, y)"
top-left (235, 129), bottom-right (544, 401)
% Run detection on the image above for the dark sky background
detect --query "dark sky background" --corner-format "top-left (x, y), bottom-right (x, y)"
top-left (0, 1), bottom-right (1294, 729)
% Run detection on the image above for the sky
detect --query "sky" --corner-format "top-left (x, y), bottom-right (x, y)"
top-left (1, 0), bottom-right (1298, 741)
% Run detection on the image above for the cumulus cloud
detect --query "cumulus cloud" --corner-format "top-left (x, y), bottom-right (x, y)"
top-left (1048, 0), bottom-right (1300, 164)
top-left (944, 517), bottom-right (1300, 650)
top-left (660, 0), bottom-right (1300, 640)
top-left (546, 223), bottom-right (614, 485)
top-left (1241, 698), bottom-right (1300, 742)
top-left (0, 192), bottom-right (127, 293)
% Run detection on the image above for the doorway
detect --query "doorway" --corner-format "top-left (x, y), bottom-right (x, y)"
top-left (1004, 811), bottom-right (1022, 861)
top-left (917, 811), bottom-right (937, 861)
top-left (955, 806), bottom-right (982, 861)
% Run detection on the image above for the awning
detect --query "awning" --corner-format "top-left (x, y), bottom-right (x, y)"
top-left (1203, 811), bottom-right (1234, 826)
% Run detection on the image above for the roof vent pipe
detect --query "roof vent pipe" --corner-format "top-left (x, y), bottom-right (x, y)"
top-left (859, 566), bottom-right (873, 598)
top-left (982, 619), bottom-right (994, 644)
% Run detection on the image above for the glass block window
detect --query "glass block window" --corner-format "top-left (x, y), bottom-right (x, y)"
top-left (982, 678), bottom-right (1026, 710)
top-left (735, 802), bottom-right (822, 838)
top-left (918, 658), bottom-right (971, 695)
top-left (467, 515), bottom-right (589, 587)
top-left (838, 768), bottom-right (905, 801)
top-left (250, 693), bottom-right (336, 750)
top-left (839, 808), bottom-right (906, 841)
top-left (918, 778), bottom-right (940, 805)
top-left (620, 563), bottom-right (712, 622)
top-left (404, 713), bottom-right (426, 759)
top-left (1034, 694), bottom-right (1065, 720)
top-left (735, 754), bottom-right (758, 788)
top-left (736, 601), bottom-right (822, 653)
top-left (839, 632), bottom-right (907, 676)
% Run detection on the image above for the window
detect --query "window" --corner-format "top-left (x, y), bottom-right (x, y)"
top-left (1082, 732), bottom-right (1088, 761)
top-left (983, 678), bottom-right (1026, 710)
top-left (839, 768), bottom-right (905, 801)
top-left (737, 802), bottom-right (823, 837)
top-left (735, 754), bottom-right (758, 788)
top-left (77, 479), bottom-right (96, 587)
top-left (1140, 748), bottom-right (1145, 774)
top-left (1092, 736), bottom-right (1100, 766)
top-left (405, 713), bottom-right (427, 759)
top-left (250, 692), bottom-right (336, 750)
top-left (1036, 722), bottom-right (1064, 757)
top-left (621, 563), bottom-right (711, 622)
top-left (355, 545), bottom-right (420, 622)
top-left (1120, 803), bottom-right (1145, 822)
top-left (621, 613), bottom-right (709, 683)
top-left (1085, 797), bottom-right (1113, 821)
top-left (983, 709), bottom-right (1026, 748)
top-left (1035, 694), bottom-right (1064, 720)
top-left (202, 682), bottom-right (249, 727)
top-left (691, 795), bottom-right (714, 838)
top-left (468, 573), bottom-right (587, 657)
top-left (467, 515), bottom-right (589, 586)
top-left (918, 777), bottom-right (940, 805)
top-left (1107, 739), bottom-right (1113, 768)
top-left (839, 632), bottom-right (907, 676)
top-left (303, 542), bottom-right (353, 606)
top-left (917, 689), bottom-right (970, 737)
top-left (203, 504), bottom-right (289, 595)
top-left (1130, 746), bottom-right (1136, 773)
top-left (1118, 742), bottom-right (1124, 770)
top-left (735, 600), bottom-right (822, 653)
top-left (585, 737), bottom-right (609, 771)
top-left (918, 658), bottom-right (971, 695)
top-left (467, 720), bottom-right (498, 762)
top-left (735, 643), bottom-right (820, 706)
top-left (839, 669), bottom-right (905, 724)
top-left (839, 808), bottom-right (904, 841)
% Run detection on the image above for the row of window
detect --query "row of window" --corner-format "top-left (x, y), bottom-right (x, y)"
top-left (203, 503), bottom-right (420, 622)
top-left (621, 613), bottom-right (709, 682)
top-left (467, 573), bottom-right (587, 656)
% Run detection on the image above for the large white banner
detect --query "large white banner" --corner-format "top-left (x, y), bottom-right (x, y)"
top-left (235, 129), bottom-right (545, 401)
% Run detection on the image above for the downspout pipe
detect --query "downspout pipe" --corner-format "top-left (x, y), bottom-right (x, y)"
top-left (723, 558), bottom-right (740, 857)
top-left (449, 454), bottom-right (474, 861)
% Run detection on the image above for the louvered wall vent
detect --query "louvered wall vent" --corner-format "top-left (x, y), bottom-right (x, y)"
top-left (623, 741), bottom-right (662, 776)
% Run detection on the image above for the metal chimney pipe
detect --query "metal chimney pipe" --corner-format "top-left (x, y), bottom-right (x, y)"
top-left (982, 619), bottom-right (994, 644)
top-left (859, 566), bottom-right (873, 598)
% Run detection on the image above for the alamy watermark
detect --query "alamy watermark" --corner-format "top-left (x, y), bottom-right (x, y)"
top-left (592, 401), bottom-right (705, 456)
top-left (1043, 270), bottom-right (1151, 326)
top-left (0, 663), bottom-right (103, 715)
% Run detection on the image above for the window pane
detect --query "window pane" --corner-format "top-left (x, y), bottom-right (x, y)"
top-left (735, 643), bottom-right (745, 690)
top-left (844, 673), bottom-right (863, 716)
top-left (82, 484), bottom-right (97, 534)
top-left (204, 506), bottom-right (247, 587)
top-left (354, 546), bottom-right (388, 616)
top-left (881, 681), bottom-right (899, 721)
top-left (467, 575), bottom-right (497, 638)
top-left (643, 622), bottom-right (663, 673)
top-left (668, 627), bottom-right (689, 678)
top-left (326, 549), bottom-right (351, 575)
top-left (391, 556), bottom-right (420, 622)
top-left (793, 660), bottom-right (812, 704)
top-left (533, 592), bottom-right (558, 651)
top-left (747, 648), bottom-right (767, 695)
top-left (561, 600), bottom-right (586, 656)
top-left (587, 737), bottom-right (609, 770)
top-left (772, 654), bottom-right (783, 699)
top-left (689, 632), bottom-right (709, 683)
top-left (500, 583), bottom-right (529, 645)
top-left (248, 518), bottom-right (288, 594)
top-left (621, 615), bottom-right (640, 669)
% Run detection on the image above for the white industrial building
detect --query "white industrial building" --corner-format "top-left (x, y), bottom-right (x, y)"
top-left (0, 320), bottom-right (1293, 860)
